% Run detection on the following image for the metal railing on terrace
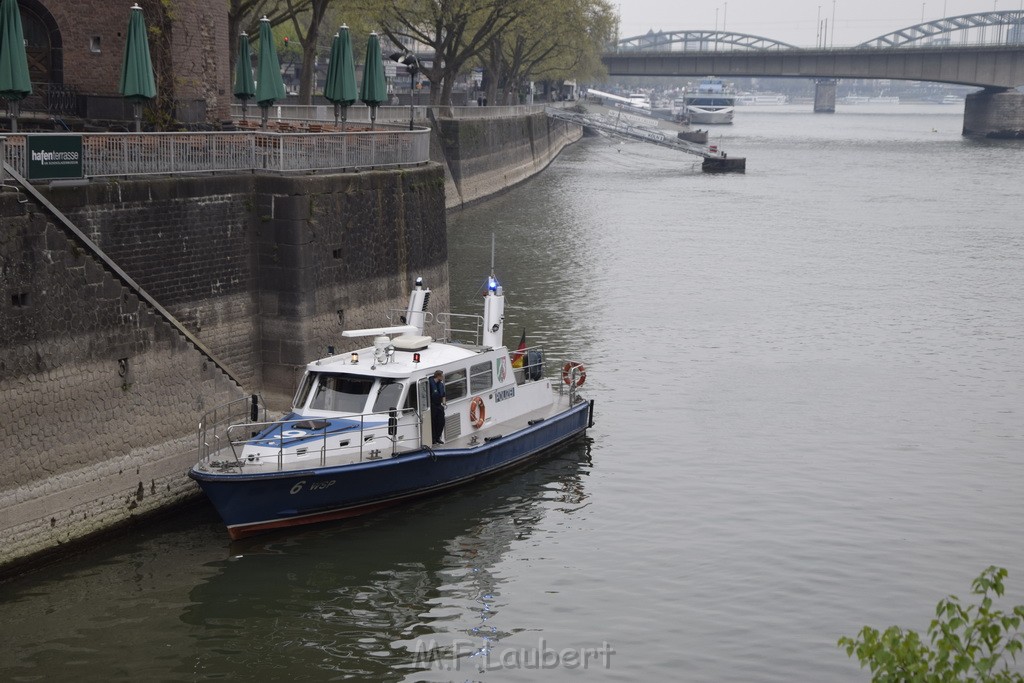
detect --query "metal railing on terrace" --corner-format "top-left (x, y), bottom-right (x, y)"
top-left (1, 128), bottom-right (430, 179)
top-left (235, 102), bottom-right (560, 124)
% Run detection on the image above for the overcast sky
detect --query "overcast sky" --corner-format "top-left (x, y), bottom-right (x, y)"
top-left (617, 1), bottom-right (1021, 47)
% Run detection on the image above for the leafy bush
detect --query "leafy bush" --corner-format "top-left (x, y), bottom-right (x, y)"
top-left (839, 566), bottom-right (1024, 682)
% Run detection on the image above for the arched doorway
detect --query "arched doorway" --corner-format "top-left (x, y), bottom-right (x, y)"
top-left (15, 0), bottom-right (75, 117)
top-left (18, 0), bottom-right (63, 87)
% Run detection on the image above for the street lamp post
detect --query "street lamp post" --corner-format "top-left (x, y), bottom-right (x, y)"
top-left (389, 51), bottom-right (419, 131)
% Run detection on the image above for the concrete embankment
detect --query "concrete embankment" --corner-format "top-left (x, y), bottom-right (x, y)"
top-left (432, 112), bottom-right (583, 209)
top-left (0, 111), bottom-right (580, 574)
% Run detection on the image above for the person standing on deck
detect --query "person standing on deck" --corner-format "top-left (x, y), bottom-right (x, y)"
top-left (429, 370), bottom-right (446, 444)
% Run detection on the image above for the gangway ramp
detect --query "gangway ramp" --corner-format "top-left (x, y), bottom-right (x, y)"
top-left (546, 104), bottom-right (745, 173)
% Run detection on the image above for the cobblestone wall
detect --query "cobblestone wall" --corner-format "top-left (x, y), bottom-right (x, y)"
top-left (0, 163), bottom-right (448, 573)
top-left (0, 191), bottom-right (244, 570)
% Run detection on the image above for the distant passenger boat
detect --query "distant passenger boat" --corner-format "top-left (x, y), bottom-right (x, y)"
top-left (842, 95), bottom-right (899, 105)
top-left (683, 77), bottom-right (735, 124)
top-left (941, 95), bottom-right (964, 105)
top-left (735, 93), bottom-right (788, 106)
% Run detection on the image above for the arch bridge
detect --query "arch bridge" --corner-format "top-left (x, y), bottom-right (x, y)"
top-left (604, 13), bottom-right (1024, 136)
top-left (618, 30), bottom-right (797, 52)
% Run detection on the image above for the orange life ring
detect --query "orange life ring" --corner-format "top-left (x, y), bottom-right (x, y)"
top-left (561, 361), bottom-right (586, 387)
top-left (469, 396), bottom-right (486, 428)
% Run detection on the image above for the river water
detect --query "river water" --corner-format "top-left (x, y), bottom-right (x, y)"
top-left (2, 105), bottom-right (1023, 682)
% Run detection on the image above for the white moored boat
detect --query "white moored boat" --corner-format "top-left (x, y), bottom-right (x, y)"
top-left (684, 77), bottom-right (736, 124)
top-left (189, 267), bottom-right (594, 539)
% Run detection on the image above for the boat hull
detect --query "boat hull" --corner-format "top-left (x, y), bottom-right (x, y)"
top-left (687, 109), bottom-right (734, 125)
top-left (190, 399), bottom-right (593, 539)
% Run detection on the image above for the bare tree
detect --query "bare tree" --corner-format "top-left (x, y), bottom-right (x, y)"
top-left (284, 0), bottom-right (331, 103)
top-left (484, 0), bottom-right (617, 105)
top-left (377, 0), bottom-right (529, 106)
top-left (228, 0), bottom-right (312, 74)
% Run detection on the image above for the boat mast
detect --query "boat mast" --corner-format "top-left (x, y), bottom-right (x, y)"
top-left (404, 276), bottom-right (430, 335)
top-left (482, 235), bottom-right (505, 350)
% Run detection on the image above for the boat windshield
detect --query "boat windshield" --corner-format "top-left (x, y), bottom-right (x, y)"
top-left (307, 373), bottom-right (375, 413)
top-left (371, 379), bottom-right (405, 413)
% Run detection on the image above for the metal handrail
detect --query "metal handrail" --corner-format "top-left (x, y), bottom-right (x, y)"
top-left (1, 129), bottom-right (431, 179)
top-left (231, 103), bottom-right (558, 123)
top-left (200, 406), bottom-right (424, 470)
top-left (198, 395), bottom-right (266, 461)
top-left (434, 312), bottom-right (484, 345)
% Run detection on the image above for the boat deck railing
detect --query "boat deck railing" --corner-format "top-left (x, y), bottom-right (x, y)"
top-left (198, 403), bottom-right (426, 471)
top-left (380, 309), bottom-right (483, 347)
top-left (434, 312), bottom-right (484, 346)
top-left (198, 394), bottom-right (267, 464)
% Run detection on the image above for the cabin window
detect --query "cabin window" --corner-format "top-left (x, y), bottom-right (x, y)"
top-left (470, 361), bottom-right (492, 393)
top-left (309, 373), bottom-right (374, 413)
top-left (372, 380), bottom-right (405, 413)
top-left (445, 368), bottom-right (467, 402)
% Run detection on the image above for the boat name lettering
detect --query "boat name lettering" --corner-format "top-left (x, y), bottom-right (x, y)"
top-left (494, 387), bottom-right (515, 403)
top-left (289, 479), bottom-right (336, 495)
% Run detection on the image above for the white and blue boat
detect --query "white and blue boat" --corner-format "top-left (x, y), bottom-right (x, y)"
top-left (189, 272), bottom-right (594, 539)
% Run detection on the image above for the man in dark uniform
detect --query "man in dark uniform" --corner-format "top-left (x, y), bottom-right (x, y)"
top-left (428, 370), bottom-right (446, 444)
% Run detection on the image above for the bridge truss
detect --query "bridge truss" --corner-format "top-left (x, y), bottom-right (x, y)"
top-left (617, 30), bottom-right (797, 52)
top-left (858, 11), bottom-right (1024, 48)
top-left (617, 13), bottom-right (1024, 53)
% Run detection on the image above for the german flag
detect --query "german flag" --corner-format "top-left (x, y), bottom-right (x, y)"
top-left (511, 329), bottom-right (526, 368)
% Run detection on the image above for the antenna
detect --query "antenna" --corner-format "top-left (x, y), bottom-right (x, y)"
top-left (490, 233), bottom-right (496, 277)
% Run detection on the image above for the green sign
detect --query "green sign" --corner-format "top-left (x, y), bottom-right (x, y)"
top-left (27, 135), bottom-right (83, 180)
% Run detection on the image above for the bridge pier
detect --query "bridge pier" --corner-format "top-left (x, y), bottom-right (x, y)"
top-left (814, 79), bottom-right (836, 113)
top-left (962, 89), bottom-right (1024, 139)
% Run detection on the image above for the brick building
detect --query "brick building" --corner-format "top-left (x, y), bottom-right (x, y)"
top-left (17, 0), bottom-right (230, 126)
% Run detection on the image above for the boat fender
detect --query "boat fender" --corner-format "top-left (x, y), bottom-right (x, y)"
top-left (561, 361), bottom-right (587, 387)
top-left (470, 396), bottom-right (486, 428)
top-left (484, 435), bottom-right (503, 443)
top-left (527, 418), bottom-right (545, 426)
top-left (527, 349), bottom-right (543, 381)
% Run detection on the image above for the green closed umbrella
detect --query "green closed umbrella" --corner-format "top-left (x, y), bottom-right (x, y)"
top-left (234, 31), bottom-right (256, 121)
top-left (0, 0), bottom-right (32, 132)
top-left (254, 15), bottom-right (285, 129)
top-left (323, 25), bottom-right (357, 129)
top-left (360, 32), bottom-right (388, 130)
top-left (119, 3), bottom-right (156, 132)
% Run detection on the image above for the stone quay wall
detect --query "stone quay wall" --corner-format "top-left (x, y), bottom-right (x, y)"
top-left (0, 164), bottom-right (447, 573)
top-left (0, 189), bottom-right (245, 572)
top-left (433, 112), bottom-right (583, 209)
